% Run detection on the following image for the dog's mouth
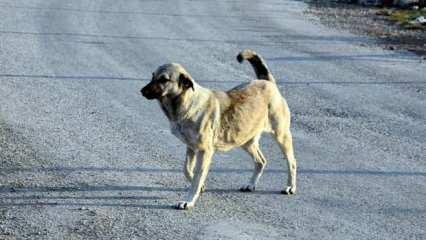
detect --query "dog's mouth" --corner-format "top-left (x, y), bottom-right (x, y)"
top-left (141, 91), bottom-right (157, 100)
top-left (142, 94), bottom-right (155, 100)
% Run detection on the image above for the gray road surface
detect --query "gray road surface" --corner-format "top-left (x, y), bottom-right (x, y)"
top-left (0, 0), bottom-right (425, 239)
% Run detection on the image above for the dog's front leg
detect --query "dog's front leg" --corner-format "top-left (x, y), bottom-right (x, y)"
top-left (184, 147), bottom-right (207, 193)
top-left (184, 147), bottom-right (196, 182)
top-left (176, 149), bottom-right (213, 210)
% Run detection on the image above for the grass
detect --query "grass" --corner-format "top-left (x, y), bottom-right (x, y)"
top-left (387, 8), bottom-right (426, 29)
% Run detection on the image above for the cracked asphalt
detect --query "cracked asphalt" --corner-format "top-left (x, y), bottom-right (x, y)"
top-left (0, 0), bottom-right (425, 239)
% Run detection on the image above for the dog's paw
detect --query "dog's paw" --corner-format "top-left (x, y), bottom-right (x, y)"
top-left (281, 186), bottom-right (296, 195)
top-left (175, 201), bottom-right (193, 210)
top-left (239, 185), bottom-right (255, 192)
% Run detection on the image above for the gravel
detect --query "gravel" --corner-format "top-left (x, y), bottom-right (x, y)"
top-left (305, 0), bottom-right (426, 55)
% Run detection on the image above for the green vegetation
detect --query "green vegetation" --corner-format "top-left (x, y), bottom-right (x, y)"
top-left (387, 8), bottom-right (426, 29)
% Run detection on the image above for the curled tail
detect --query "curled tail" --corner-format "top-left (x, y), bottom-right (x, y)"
top-left (237, 49), bottom-right (276, 83)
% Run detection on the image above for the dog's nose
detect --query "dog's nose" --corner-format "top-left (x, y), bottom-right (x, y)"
top-left (141, 87), bottom-right (147, 97)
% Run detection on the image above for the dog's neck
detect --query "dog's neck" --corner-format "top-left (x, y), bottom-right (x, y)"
top-left (159, 83), bottom-right (210, 122)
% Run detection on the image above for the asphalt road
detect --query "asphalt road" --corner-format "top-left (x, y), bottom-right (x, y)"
top-left (0, 0), bottom-right (425, 239)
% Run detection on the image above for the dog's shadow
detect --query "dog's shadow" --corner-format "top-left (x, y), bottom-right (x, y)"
top-left (1, 167), bottom-right (423, 209)
top-left (0, 184), bottom-right (282, 209)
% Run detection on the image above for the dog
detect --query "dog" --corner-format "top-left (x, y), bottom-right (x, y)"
top-left (141, 49), bottom-right (297, 210)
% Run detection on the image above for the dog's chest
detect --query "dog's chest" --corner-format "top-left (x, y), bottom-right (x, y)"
top-left (170, 121), bottom-right (198, 145)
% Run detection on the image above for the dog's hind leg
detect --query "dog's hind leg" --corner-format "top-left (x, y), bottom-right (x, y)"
top-left (273, 128), bottom-right (297, 195)
top-left (240, 136), bottom-right (267, 192)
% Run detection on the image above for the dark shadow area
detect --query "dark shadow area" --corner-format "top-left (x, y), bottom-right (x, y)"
top-left (1, 195), bottom-right (163, 200)
top-left (0, 184), bottom-right (283, 211)
top-left (0, 166), bottom-right (277, 174)
top-left (1, 74), bottom-right (425, 85)
top-left (0, 185), bottom-right (185, 193)
top-left (206, 188), bottom-right (283, 195)
top-left (1, 167), bottom-right (424, 176)
top-left (0, 202), bottom-right (173, 209)
top-left (0, 166), bottom-right (423, 209)
top-left (0, 186), bottom-right (280, 196)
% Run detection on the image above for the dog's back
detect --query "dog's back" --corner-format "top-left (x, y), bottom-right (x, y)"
top-left (213, 50), bottom-right (288, 151)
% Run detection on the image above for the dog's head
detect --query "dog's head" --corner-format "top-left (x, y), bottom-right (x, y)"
top-left (141, 63), bottom-right (194, 100)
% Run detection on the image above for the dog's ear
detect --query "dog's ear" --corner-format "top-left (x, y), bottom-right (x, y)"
top-left (179, 73), bottom-right (194, 91)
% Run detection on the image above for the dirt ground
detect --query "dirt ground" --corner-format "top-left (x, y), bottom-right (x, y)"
top-left (305, 1), bottom-right (426, 56)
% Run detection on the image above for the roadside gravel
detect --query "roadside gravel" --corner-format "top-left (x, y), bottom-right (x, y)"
top-left (305, 1), bottom-right (426, 55)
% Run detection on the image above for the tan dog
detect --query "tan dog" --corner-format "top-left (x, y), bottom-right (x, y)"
top-left (141, 49), bottom-right (297, 210)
